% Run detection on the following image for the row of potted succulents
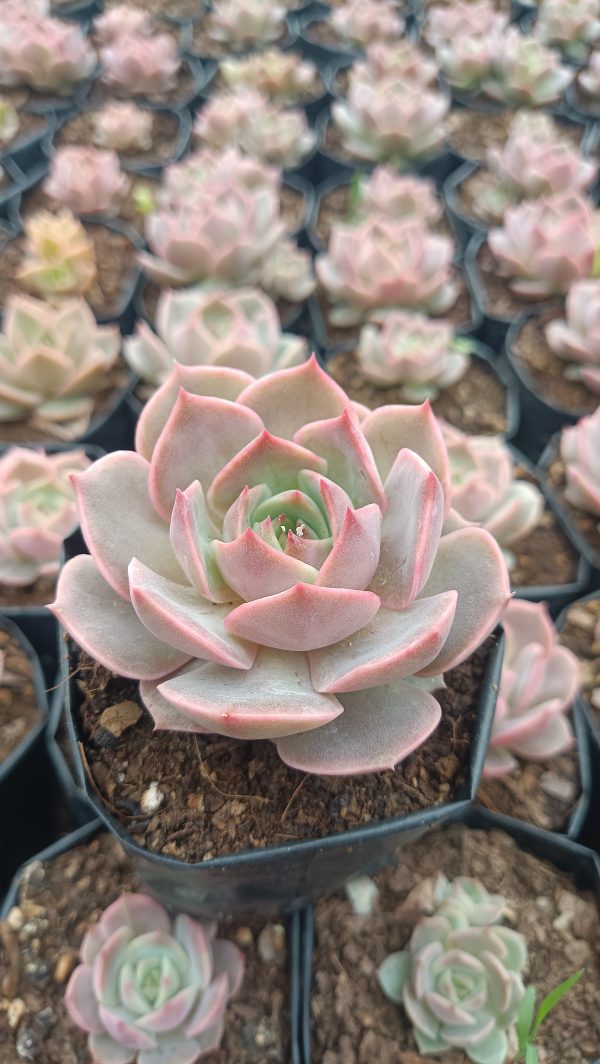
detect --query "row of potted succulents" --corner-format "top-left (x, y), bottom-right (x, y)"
top-left (0, 0), bottom-right (599, 1060)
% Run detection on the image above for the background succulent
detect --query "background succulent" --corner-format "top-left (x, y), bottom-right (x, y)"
top-left (483, 30), bottom-right (573, 106)
top-left (218, 49), bottom-right (318, 105)
top-left (330, 0), bottom-right (405, 47)
top-left (560, 406), bottom-right (600, 517)
top-left (355, 41), bottom-right (439, 88)
top-left (0, 12), bottom-right (96, 94)
top-left (44, 145), bottom-right (131, 219)
top-left (535, 0), bottom-right (600, 61)
top-left (92, 102), bottom-right (154, 153)
top-left (124, 286), bottom-right (307, 385)
top-left (194, 89), bottom-right (316, 168)
top-left (355, 168), bottom-right (443, 228)
top-left (426, 0), bottom-right (508, 51)
top-left (207, 0), bottom-right (286, 51)
top-left (545, 280), bottom-right (600, 394)
top-left (100, 32), bottom-right (181, 97)
top-left (51, 360), bottom-right (508, 776)
top-left (357, 313), bottom-right (470, 398)
top-left (0, 447), bottom-right (90, 586)
top-left (17, 210), bottom-right (97, 300)
top-left (485, 599), bottom-right (578, 777)
top-left (65, 892), bottom-right (244, 1064)
top-left (93, 4), bottom-right (153, 43)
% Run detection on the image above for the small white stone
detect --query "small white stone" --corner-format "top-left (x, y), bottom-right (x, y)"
top-left (140, 781), bottom-right (164, 814)
top-left (6, 907), bottom-right (23, 931)
top-left (7, 998), bottom-right (26, 1029)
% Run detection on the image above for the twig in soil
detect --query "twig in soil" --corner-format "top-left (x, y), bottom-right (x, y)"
top-left (194, 736), bottom-right (270, 803)
top-left (78, 741), bottom-right (129, 820)
top-left (280, 774), bottom-right (308, 823)
top-left (0, 920), bottom-right (20, 998)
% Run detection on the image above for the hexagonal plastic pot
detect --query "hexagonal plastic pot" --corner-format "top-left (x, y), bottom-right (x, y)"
top-left (296, 804), bottom-right (600, 1064)
top-left (57, 527), bottom-right (504, 917)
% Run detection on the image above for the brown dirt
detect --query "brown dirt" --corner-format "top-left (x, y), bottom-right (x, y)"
top-left (477, 745), bottom-right (580, 831)
top-left (447, 110), bottom-right (582, 163)
top-left (55, 109), bottom-right (183, 169)
top-left (0, 832), bottom-right (290, 1063)
top-left (20, 178), bottom-right (160, 239)
top-left (1, 110), bottom-right (46, 154)
top-left (509, 463), bottom-right (580, 589)
top-left (212, 65), bottom-right (323, 105)
top-left (90, 61), bottom-right (198, 109)
top-left (326, 348), bottom-right (508, 435)
top-left (315, 276), bottom-right (473, 348)
top-left (545, 441), bottom-right (600, 563)
top-left (310, 823), bottom-right (600, 1064)
top-left (512, 311), bottom-right (598, 415)
top-left (0, 628), bottom-right (41, 765)
top-left (0, 576), bottom-right (55, 610)
top-left (559, 597), bottom-right (600, 728)
top-left (323, 118), bottom-right (446, 168)
top-left (0, 358), bottom-right (128, 445)
top-left (476, 242), bottom-right (564, 321)
top-left (0, 223), bottom-right (138, 321)
top-left (71, 634), bottom-right (497, 863)
top-left (313, 184), bottom-right (453, 249)
top-left (191, 21), bottom-right (287, 58)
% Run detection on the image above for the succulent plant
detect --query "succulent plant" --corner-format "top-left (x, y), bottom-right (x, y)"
top-left (487, 193), bottom-right (596, 300)
top-left (396, 873), bottom-right (508, 925)
top-left (357, 313), bottom-right (470, 398)
top-left (0, 14), bottom-right (96, 95)
top-left (535, 0), bottom-right (600, 61)
top-left (93, 4), bottom-right (153, 43)
top-left (378, 876), bottom-right (527, 1063)
top-left (219, 49), bottom-right (318, 105)
top-left (316, 217), bottom-right (458, 327)
top-left (207, 0), bottom-right (286, 51)
top-left (426, 0), bottom-right (508, 50)
top-left (156, 146), bottom-right (280, 213)
top-left (65, 892), bottom-right (245, 1064)
top-left (332, 75), bottom-right (449, 165)
top-left (0, 294), bottom-right (120, 427)
top-left (442, 424), bottom-right (544, 568)
top-left (354, 41), bottom-right (439, 88)
top-left (485, 599), bottom-right (578, 777)
top-left (545, 280), bottom-right (600, 395)
top-left (435, 32), bottom-right (498, 94)
top-left (51, 359), bottom-right (509, 775)
top-left (0, 96), bottom-right (19, 144)
top-left (17, 210), bottom-right (97, 300)
top-left (0, 447), bottom-right (90, 586)
top-left (44, 145), bottom-right (130, 219)
top-left (578, 50), bottom-right (600, 99)
top-left (100, 32), bottom-right (181, 97)
top-left (483, 29), bottom-right (573, 107)
top-left (92, 101), bottom-right (154, 153)
top-left (124, 286), bottom-right (307, 385)
top-left (355, 168), bottom-right (443, 228)
top-left (194, 89), bottom-right (316, 168)
top-left (474, 121), bottom-right (597, 223)
top-left (258, 238), bottom-right (316, 303)
top-left (560, 406), bottom-right (600, 517)
top-left (330, 0), bottom-right (405, 47)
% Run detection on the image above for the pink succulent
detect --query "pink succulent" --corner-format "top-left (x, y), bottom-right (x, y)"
top-left (578, 50), bottom-right (600, 99)
top-left (357, 313), bottom-right (469, 397)
top-left (193, 89), bottom-right (316, 168)
top-left (0, 14), bottom-right (96, 95)
top-left (219, 49), bottom-right (318, 105)
top-left (0, 447), bottom-right (90, 587)
top-left (51, 359), bottom-right (509, 775)
top-left (100, 32), bottom-right (181, 98)
top-left (124, 286), bottom-right (307, 385)
top-left (356, 168), bottom-right (443, 227)
top-left (442, 424), bottom-right (544, 569)
top-left (92, 102), bottom-right (154, 153)
top-left (354, 41), bottom-right (439, 88)
top-left (483, 29), bottom-right (573, 107)
top-left (65, 893), bottom-right (244, 1064)
top-left (93, 4), bottom-right (153, 43)
top-left (316, 217), bottom-right (458, 327)
top-left (545, 280), bottom-right (600, 395)
top-left (535, 0), bottom-right (600, 62)
top-left (484, 600), bottom-right (578, 777)
top-left (425, 0), bottom-right (509, 50)
top-left (487, 193), bottom-right (597, 299)
top-left (435, 33), bottom-right (499, 94)
top-left (560, 407), bottom-right (600, 517)
top-left (207, 0), bottom-right (286, 50)
top-left (332, 76), bottom-right (449, 165)
top-left (484, 126), bottom-right (596, 210)
top-left (44, 145), bottom-right (130, 218)
top-left (330, 0), bottom-right (405, 47)
top-left (156, 146), bottom-right (280, 213)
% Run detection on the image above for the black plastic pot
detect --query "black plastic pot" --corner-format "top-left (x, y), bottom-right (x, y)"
top-left (298, 804), bottom-right (600, 1064)
top-left (504, 311), bottom-right (597, 462)
top-left (508, 444), bottom-right (591, 613)
top-left (20, 71), bottom-right (96, 116)
top-left (0, 159), bottom-right (27, 221)
top-left (443, 160), bottom-right (488, 251)
top-left (47, 104), bottom-right (193, 177)
top-left (566, 81), bottom-right (600, 124)
top-left (539, 435), bottom-right (600, 578)
top-left (59, 525), bottom-right (503, 915)
top-left (51, 0), bottom-right (102, 20)
top-left (318, 339), bottom-right (520, 442)
top-left (313, 111), bottom-right (457, 187)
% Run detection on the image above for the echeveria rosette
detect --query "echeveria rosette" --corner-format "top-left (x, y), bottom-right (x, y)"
top-left (207, 0), bottom-right (286, 51)
top-left (0, 447), bottom-right (90, 586)
top-left (218, 49), bottom-right (318, 105)
top-left (545, 280), bottom-right (600, 395)
top-left (51, 358), bottom-right (509, 776)
top-left (442, 424), bottom-right (544, 570)
top-left (483, 29), bottom-right (573, 107)
top-left (485, 599), bottom-right (578, 778)
top-left (356, 168), bottom-right (443, 229)
top-left (45, 145), bottom-right (131, 219)
top-left (378, 877), bottom-right (527, 1064)
top-left (535, 0), bottom-right (600, 62)
top-left (93, 4), bottom-right (153, 43)
top-left (355, 41), bottom-right (439, 89)
top-left (124, 286), bottom-right (307, 386)
top-left (425, 0), bottom-right (508, 51)
top-left (0, 13), bottom-right (96, 95)
top-left (100, 32), bottom-right (181, 98)
top-left (330, 0), bottom-right (405, 47)
top-left (560, 406), bottom-right (600, 518)
top-left (65, 892), bottom-right (244, 1064)
top-left (193, 89), bottom-right (316, 169)
top-left (357, 314), bottom-right (470, 399)
top-left (17, 210), bottom-right (97, 301)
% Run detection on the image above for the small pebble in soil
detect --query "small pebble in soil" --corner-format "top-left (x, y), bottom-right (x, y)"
top-left (139, 780), bottom-right (164, 813)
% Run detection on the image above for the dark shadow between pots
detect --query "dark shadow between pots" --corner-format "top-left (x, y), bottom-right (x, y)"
top-left (57, 526), bottom-right (504, 916)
